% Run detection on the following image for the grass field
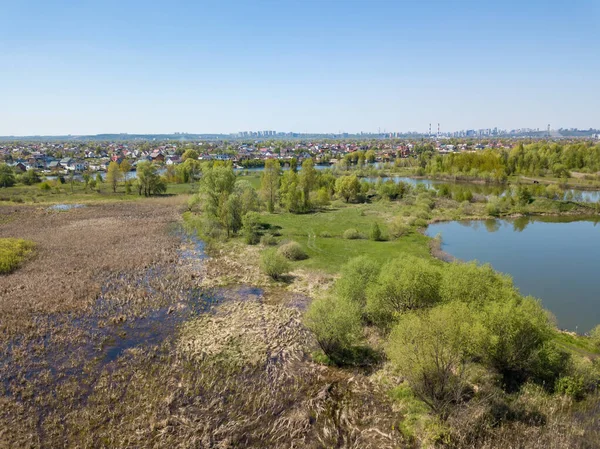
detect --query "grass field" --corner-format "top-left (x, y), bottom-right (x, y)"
top-left (255, 201), bottom-right (432, 273)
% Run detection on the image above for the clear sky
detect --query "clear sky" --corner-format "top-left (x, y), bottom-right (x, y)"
top-left (1, 0), bottom-right (598, 135)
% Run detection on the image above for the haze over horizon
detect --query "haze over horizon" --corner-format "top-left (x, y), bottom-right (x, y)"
top-left (1, 0), bottom-right (599, 136)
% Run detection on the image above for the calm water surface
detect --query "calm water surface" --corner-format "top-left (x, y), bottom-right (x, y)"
top-left (426, 217), bottom-right (600, 333)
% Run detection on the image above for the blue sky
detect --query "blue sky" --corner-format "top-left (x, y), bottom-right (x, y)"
top-left (1, 0), bottom-right (598, 135)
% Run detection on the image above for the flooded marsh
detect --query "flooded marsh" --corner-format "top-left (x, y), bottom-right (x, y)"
top-left (0, 200), bottom-right (404, 448)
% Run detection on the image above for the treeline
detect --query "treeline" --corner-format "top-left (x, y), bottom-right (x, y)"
top-left (426, 142), bottom-right (600, 181)
top-left (189, 159), bottom-right (421, 240)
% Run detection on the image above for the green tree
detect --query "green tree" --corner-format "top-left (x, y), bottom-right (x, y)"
top-left (234, 180), bottom-right (260, 216)
top-left (181, 149), bottom-right (199, 161)
top-left (82, 172), bottom-right (91, 191)
top-left (199, 163), bottom-right (236, 218)
top-left (119, 159), bottom-right (132, 177)
top-left (365, 149), bottom-right (376, 163)
top-left (260, 159), bottom-right (280, 213)
top-left (136, 161), bottom-right (167, 196)
top-left (299, 158), bottom-right (317, 211)
top-left (335, 175), bottom-right (361, 202)
top-left (177, 158), bottom-right (202, 183)
top-left (242, 211), bottom-right (261, 244)
top-left (105, 161), bottom-right (122, 193)
top-left (20, 169), bottom-right (41, 185)
top-left (0, 164), bottom-right (15, 188)
top-left (279, 170), bottom-right (301, 212)
top-left (314, 187), bottom-right (330, 208)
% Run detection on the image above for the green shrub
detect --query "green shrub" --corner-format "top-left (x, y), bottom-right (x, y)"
top-left (278, 241), bottom-right (308, 261)
top-left (260, 249), bottom-right (290, 280)
top-left (486, 196), bottom-right (501, 216)
top-left (369, 222), bottom-right (383, 241)
top-left (388, 219), bottom-right (410, 239)
top-left (335, 256), bottom-right (380, 307)
top-left (474, 297), bottom-right (556, 391)
top-left (343, 228), bottom-right (362, 239)
top-left (0, 238), bottom-right (35, 274)
top-left (260, 233), bottom-right (278, 246)
top-left (386, 302), bottom-right (475, 419)
top-left (413, 218), bottom-right (429, 228)
top-left (319, 231), bottom-right (332, 238)
top-left (39, 182), bottom-right (52, 191)
top-left (305, 295), bottom-right (364, 365)
top-left (555, 375), bottom-right (585, 400)
top-left (440, 261), bottom-right (517, 305)
top-left (242, 212), bottom-right (261, 245)
top-left (590, 324), bottom-right (600, 349)
top-left (366, 256), bottom-right (441, 328)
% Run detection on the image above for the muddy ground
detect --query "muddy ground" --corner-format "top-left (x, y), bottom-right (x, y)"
top-left (0, 200), bottom-right (405, 449)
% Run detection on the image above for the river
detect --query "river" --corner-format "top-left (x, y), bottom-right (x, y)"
top-left (426, 217), bottom-right (600, 333)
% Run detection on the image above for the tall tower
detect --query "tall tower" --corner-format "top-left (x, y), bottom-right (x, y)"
top-left (429, 123), bottom-right (431, 136)
top-left (547, 124), bottom-right (551, 137)
top-left (437, 123), bottom-right (440, 138)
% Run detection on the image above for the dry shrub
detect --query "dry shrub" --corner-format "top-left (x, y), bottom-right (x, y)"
top-left (278, 241), bottom-right (308, 260)
top-left (446, 387), bottom-right (600, 449)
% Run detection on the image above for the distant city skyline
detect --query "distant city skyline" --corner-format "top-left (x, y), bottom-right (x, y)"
top-left (2, 125), bottom-right (599, 141)
top-left (1, 0), bottom-right (598, 135)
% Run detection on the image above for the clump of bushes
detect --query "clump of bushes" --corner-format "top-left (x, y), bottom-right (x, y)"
top-left (319, 231), bottom-right (332, 238)
top-left (343, 228), bottom-right (363, 239)
top-left (0, 238), bottom-right (35, 274)
top-left (305, 253), bottom-right (589, 426)
top-left (388, 219), bottom-right (410, 239)
top-left (335, 256), bottom-right (381, 308)
top-left (39, 181), bottom-right (52, 191)
top-left (305, 295), bottom-right (364, 365)
top-left (260, 249), bottom-right (290, 280)
top-left (365, 256), bottom-right (441, 327)
top-left (278, 241), bottom-right (308, 261)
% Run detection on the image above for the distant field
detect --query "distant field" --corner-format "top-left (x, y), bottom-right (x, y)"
top-left (0, 181), bottom-right (196, 204)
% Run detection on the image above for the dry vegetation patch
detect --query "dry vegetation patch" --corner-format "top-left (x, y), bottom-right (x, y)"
top-left (0, 199), bottom-right (407, 448)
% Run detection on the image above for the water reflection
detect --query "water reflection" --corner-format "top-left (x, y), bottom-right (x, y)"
top-left (426, 217), bottom-right (600, 332)
top-left (484, 219), bottom-right (500, 233)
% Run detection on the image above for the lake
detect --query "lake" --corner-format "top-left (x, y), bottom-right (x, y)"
top-left (426, 217), bottom-right (600, 333)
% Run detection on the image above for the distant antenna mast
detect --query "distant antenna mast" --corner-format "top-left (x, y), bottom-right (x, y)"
top-left (437, 123), bottom-right (440, 137)
top-left (429, 123), bottom-right (431, 136)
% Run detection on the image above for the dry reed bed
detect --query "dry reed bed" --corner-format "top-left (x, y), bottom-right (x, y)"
top-left (0, 200), bottom-right (405, 448)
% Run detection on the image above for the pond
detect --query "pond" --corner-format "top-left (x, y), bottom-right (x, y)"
top-left (426, 217), bottom-right (600, 333)
top-left (363, 176), bottom-right (600, 203)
